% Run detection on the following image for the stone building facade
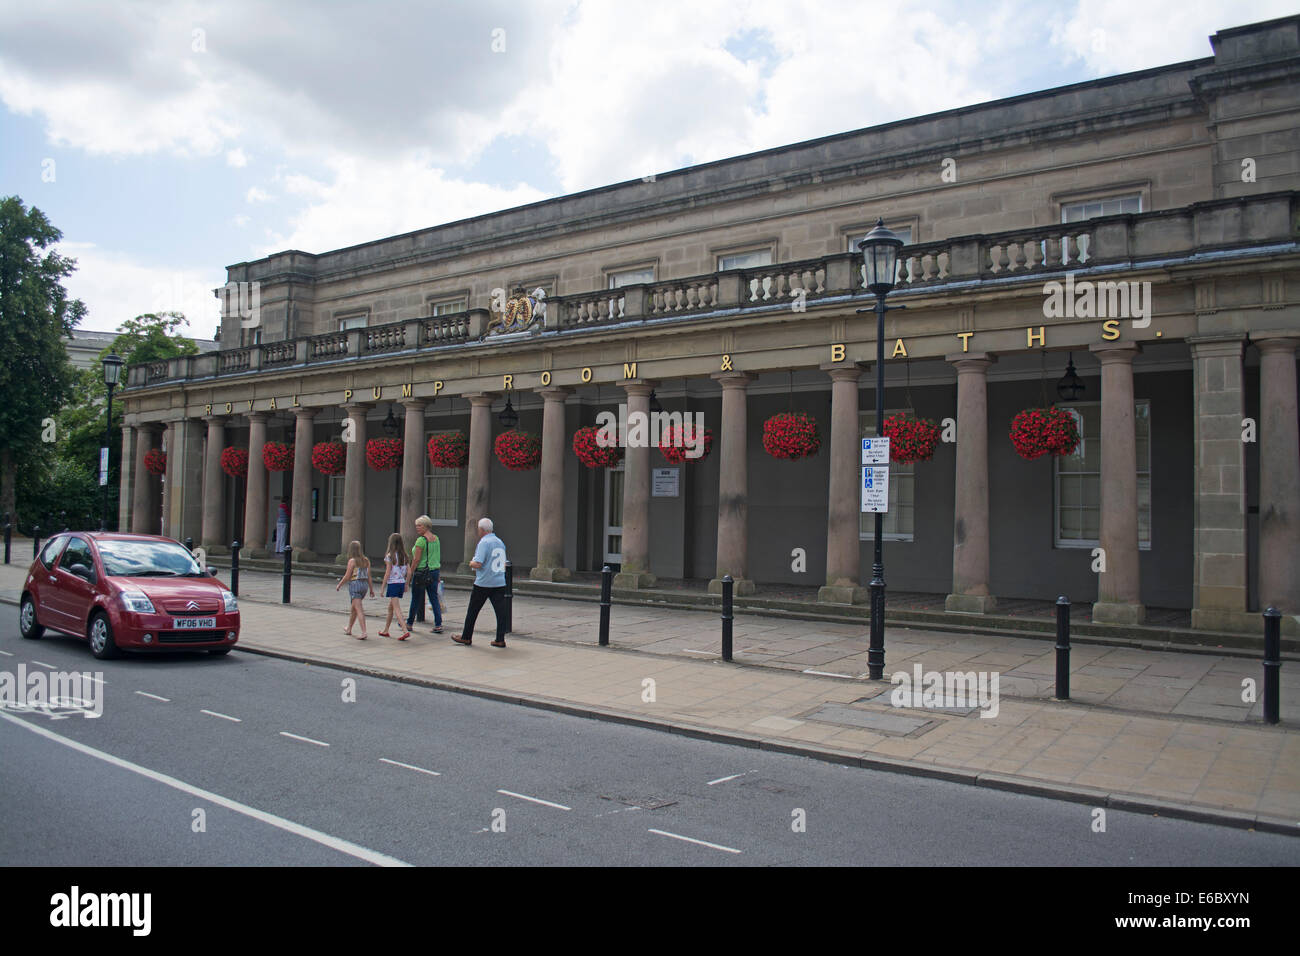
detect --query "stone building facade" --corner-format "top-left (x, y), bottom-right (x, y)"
top-left (120, 16), bottom-right (1300, 636)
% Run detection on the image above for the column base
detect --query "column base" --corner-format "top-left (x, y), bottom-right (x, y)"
top-left (709, 577), bottom-right (755, 596)
top-left (249, 548), bottom-right (271, 559)
top-left (1092, 601), bottom-right (1146, 626)
top-left (291, 549), bottom-right (319, 564)
top-left (1192, 607), bottom-right (1300, 637)
top-left (530, 566), bottom-right (572, 582)
top-left (613, 571), bottom-right (657, 589)
top-left (818, 585), bottom-right (868, 604)
top-left (945, 593), bottom-right (998, 614)
top-left (457, 562), bottom-right (474, 575)
top-left (201, 543), bottom-right (229, 555)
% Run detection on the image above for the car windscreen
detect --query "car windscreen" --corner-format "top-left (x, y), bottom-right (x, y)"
top-left (98, 540), bottom-right (205, 577)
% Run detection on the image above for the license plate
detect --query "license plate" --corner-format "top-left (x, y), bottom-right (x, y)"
top-left (173, 617), bottom-right (216, 629)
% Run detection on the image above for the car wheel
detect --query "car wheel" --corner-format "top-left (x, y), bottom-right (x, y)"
top-left (208, 648), bottom-right (232, 657)
top-left (19, 597), bottom-right (44, 640)
top-left (88, 612), bottom-right (121, 660)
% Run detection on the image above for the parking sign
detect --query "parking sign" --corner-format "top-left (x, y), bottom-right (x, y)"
top-left (861, 466), bottom-right (889, 512)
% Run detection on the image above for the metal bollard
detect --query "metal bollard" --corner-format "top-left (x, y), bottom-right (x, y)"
top-left (230, 541), bottom-right (241, 597)
top-left (32, 525), bottom-right (41, 561)
top-left (282, 546), bottom-right (293, 604)
top-left (1263, 607), bottom-right (1281, 725)
top-left (503, 560), bottom-right (513, 634)
top-left (185, 536), bottom-right (193, 552)
top-left (3, 513), bottom-right (10, 565)
top-left (599, 565), bottom-right (612, 646)
top-left (721, 574), bottom-right (734, 662)
top-left (1055, 596), bottom-right (1070, 700)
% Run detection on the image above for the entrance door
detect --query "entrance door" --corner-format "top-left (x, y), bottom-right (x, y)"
top-left (603, 462), bottom-right (624, 566)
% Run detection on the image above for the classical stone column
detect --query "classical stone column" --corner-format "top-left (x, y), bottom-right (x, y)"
top-left (399, 399), bottom-right (426, 549)
top-left (460, 394), bottom-right (495, 572)
top-left (291, 408), bottom-right (317, 561)
top-left (244, 412), bottom-right (270, 557)
top-left (164, 419), bottom-right (203, 545)
top-left (131, 424), bottom-right (160, 534)
top-left (615, 381), bottom-right (657, 589)
top-left (1091, 343), bottom-right (1144, 625)
top-left (710, 372), bottom-right (755, 595)
top-left (339, 404), bottom-right (370, 562)
top-left (118, 425), bottom-right (135, 533)
top-left (1189, 337), bottom-right (1249, 632)
top-left (532, 387), bottom-right (572, 581)
top-left (819, 363), bottom-right (867, 603)
top-left (201, 417), bottom-right (227, 551)
top-left (946, 354), bottom-right (997, 613)
top-left (1257, 336), bottom-right (1300, 620)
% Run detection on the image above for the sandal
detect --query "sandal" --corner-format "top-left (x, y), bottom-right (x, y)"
top-left (378, 631), bottom-right (391, 637)
top-left (398, 631), bottom-right (410, 641)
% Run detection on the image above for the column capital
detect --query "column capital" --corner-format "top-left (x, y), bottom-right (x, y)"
top-left (711, 371), bottom-right (756, 388)
top-left (1256, 336), bottom-right (1300, 356)
top-left (293, 406), bottom-right (319, 420)
top-left (621, 381), bottom-right (658, 397)
top-left (947, 351), bottom-right (997, 368)
top-left (342, 402), bottom-right (373, 414)
top-left (399, 398), bottom-right (427, 412)
top-left (820, 360), bottom-right (867, 375)
top-left (1090, 342), bottom-right (1141, 364)
top-left (246, 411), bottom-right (269, 423)
top-left (464, 393), bottom-right (498, 407)
top-left (537, 386), bottom-right (572, 402)
top-left (203, 414), bottom-right (228, 424)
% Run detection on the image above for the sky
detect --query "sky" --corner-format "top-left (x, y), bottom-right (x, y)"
top-left (1, 0), bottom-right (1290, 341)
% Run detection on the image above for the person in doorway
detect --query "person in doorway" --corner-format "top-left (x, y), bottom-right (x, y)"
top-left (406, 515), bottom-right (443, 634)
top-left (335, 540), bottom-right (374, 640)
top-left (451, 517), bottom-right (508, 648)
top-left (275, 499), bottom-right (289, 553)
top-left (378, 533), bottom-right (409, 640)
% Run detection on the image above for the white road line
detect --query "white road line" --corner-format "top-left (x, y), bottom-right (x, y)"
top-left (379, 758), bottom-right (441, 776)
top-left (83, 674), bottom-right (106, 685)
top-left (802, 669), bottom-right (857, 679)
top-left (0, 650), bottom-right (14, 657)
top-left (30, 660), bottom-right (57, 669)
top-left (648, 828), bottom-right (742, 854)
top-left (134, 691), bottom-right (170, 702)
top-left (707, 772), bottom-right (745, 786)
top-left (496, 789), bottom-right (571, 811)
top-left (279, 731), bottom-right (329, 747)
top-left (201, 710), bottom-right (241, 723)
top-left (0, 711), bottom-right (411, 867)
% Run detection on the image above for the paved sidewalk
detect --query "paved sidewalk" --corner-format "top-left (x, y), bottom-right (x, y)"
top-left (2, 562), bottom-right (1298, 832)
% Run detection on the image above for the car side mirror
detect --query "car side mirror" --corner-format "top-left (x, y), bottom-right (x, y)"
top-left (70, 564), bottom-right (93, 581)
top-left (207, 566), bottom-right (219, 578)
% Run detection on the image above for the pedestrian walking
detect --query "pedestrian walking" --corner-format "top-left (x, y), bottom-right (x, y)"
top-left (335, 539), bottom-right (374, 640)
top-left (406, 515), bottom-right (443, 635)
top-left (274, 499), bottom-right (289, 553)
top-left (451, 517), bottom-right (509, 648)
top-left (378, 533), bottom-right (410, 640)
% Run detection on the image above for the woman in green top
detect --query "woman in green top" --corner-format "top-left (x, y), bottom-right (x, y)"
top-left (406, 515), bottom-right (443, 633)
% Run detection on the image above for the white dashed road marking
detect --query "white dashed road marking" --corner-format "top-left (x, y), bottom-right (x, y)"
top-left (280, 731), bottom-right (329, 747)
top-left (201, 709), bottom-right (241, 722)
top-left (30, 660), bottom-right (57, 669)
top-left (379, 757), bottom-right (441, 776)
top-left (134, 691), bottom-right (170, 702)
top-left (497, 789), bottom-right (571, 811)
top-left (707, 772), bottom-right (745, 786)
top-left (648, 828), bottom-right (742, 854)
top-left (0, 650), bottom-right (14, 657)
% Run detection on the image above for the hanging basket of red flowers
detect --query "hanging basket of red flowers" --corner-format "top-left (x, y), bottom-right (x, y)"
top-left (220, 447), bottom-right (248, 478)
top-left (495, 430), bottom-right (541, 471)
top-left (262, 441), bottom-right (295, 472)
top-left (143, 448), bottom-right (167, 475)
top-left (366, 438), bottom-right (403, 471)
top-left (311, 441), bottom-right (347, 476)
top-left (659, 424), bottom-right (713, 464)
top-left (1009, 407), bottom-right (1081, 460)
top-left (881, 414), bottom-right (941, 464)
top-left (763, 412), bottom-right (821, 460)
top-left (572, 425), bottom-right (624, 469)
top-left (427, 431), bottom-right (469, 469)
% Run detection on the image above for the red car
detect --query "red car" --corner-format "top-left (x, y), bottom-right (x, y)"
top-left (18, 533), bottom-right (240, 659)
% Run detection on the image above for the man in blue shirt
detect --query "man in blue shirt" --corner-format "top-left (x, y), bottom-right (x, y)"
top-left (451, 517), bottom-right (510, 647)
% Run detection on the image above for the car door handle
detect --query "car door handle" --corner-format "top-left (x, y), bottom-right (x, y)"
top-left (48, 576), bottom-right (57, 584)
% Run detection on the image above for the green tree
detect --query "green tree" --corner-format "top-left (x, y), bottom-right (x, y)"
top-left (0, 196), bottom-right (84, 528)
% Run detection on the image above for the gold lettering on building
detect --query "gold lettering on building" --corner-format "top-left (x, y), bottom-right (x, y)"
top-left (269, 397), bottom-right (277, 410)
top-left (581, 367), bottom-right (593, 383)
top-left (401, 383), bottom-right (412, 398)
top-left (623, 362), bottom-right (638, 379)
top-left (892, 339), bottom-right (908, 358)
top-left (830, 344), bottom-right (845, 362)
top-left (246, 400), bottom-right (254, 411)
top-left (224, 402), bottom-right (232, 414)
top-left (292, 394), bottom-right (300, 407)
top-left (1101, 319), bottom-right (1121, 341)
top-left (540, 371), bottom-right (552, 386)
top-left (205, 404), bottom-right (212, 416)
top-left (503, 374), bottom-right (514, 390)
top-left (957, 332), bottom-right (973, 353)
top-left (372, 386), bottom-right (382, 400)
top-left (1027, 326), bottom-right (1045, 347)
top-left (720, 354), bottom-right (733, 371)
top-left (343, 388), bottom-right (353, 402)
top-left (433, 381), bottom-right (444, 395)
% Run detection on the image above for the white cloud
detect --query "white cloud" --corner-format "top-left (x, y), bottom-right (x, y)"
top-left (245, 186), bottom-right (272, 204)
top-left (233, 214), bottom-right (250, 227)
top-left (226, 147), bottom-right (248, 167)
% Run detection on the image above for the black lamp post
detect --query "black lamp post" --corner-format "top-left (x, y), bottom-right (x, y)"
top-left (100, 353), bottom-right (124, 531)
top-left (856, 219), bottom-right (905, 680)
top-left (1056, 353), bottom-right (1086, 402)
top-left (498, 394), bottom-right (519, 429)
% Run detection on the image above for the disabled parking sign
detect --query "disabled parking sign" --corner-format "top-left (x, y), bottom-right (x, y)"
top-left (862, 466), bottom-right (889, 513)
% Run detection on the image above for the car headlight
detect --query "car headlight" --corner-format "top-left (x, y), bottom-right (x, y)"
top-left (120, 591), bottom-right (156, 613)
top-left (222, 590), bottom-right (238, 613)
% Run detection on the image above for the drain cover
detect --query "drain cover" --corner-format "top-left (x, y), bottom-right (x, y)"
top-left (599, 795), bottom-right (677, 810)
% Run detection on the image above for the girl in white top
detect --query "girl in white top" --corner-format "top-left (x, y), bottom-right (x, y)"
top-left (378, 533), bottom-right (410, 640)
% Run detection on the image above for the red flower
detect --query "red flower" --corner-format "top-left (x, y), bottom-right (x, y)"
top-left (1009, 407), bottom-right (1080, 460)
top-left (763, 412), bottom-right (821, 460)
top-left (881, 414), bottom-right (941, 464)
top-left (143, 448), bottom-right (167, 475)
top-left (220, 447), bottom-right (248, 478)
top-left (311, 441), bottom-right (347, 476)
top-left (573, 425), bottom-right (624, 468)
top-left (263, 441), bottom-right (295, 472)
top-left (659, 424), bottom-right (713, 464)
top-left (427, 432), bottom-right (469, 469)
top-left (366, 438), bottom-right (403, 471)
top-left (495, 430), bottom-right (541, 471)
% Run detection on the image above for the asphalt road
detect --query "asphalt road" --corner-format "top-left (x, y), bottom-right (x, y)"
top-left (1, 619), bottom-right (1297, 867)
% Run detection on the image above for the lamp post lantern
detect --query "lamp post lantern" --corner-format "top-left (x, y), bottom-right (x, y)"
top-left (100, 352), bottom-right (124, 532)
top-left (856, 219), bottom-right (905, 680)
top-left (498, 394), bottom-right (519, 429)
